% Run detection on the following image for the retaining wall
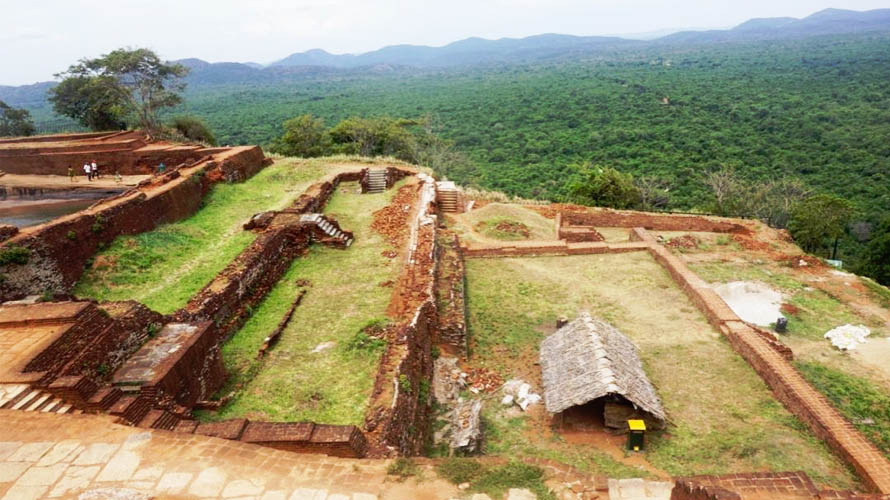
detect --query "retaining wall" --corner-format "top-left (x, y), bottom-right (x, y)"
top-left (365, 175), bottom-right (438, 456)
top-left (175, 419), bottom-right (368, 458)
top-left (556, 208), bottom-right (747, 233)
top-left (0, 146), bottom-right (269, 301)
top-left (0, 131), bottom-right (221, 175)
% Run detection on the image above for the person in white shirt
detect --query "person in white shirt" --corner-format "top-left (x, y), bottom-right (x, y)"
top-left (83, 163), bottom-right (91, 181)
top-left (91, 160), bottom-right (98, 179)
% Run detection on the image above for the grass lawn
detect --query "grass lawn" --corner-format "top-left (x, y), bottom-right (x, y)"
top-left (197, 181), bottom-right (404, 425)
top-left (465, 253), bottom-right (857, 488)
top-left (73, 158), bottom-right (326, 313)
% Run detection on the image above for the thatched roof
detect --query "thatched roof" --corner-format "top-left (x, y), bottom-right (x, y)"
top-left (539, 313), bottom-right (666, 422)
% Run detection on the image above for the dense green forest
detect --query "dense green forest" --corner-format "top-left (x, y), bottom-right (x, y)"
top-left (177, 33), bottom-right (890, 217)
top-left (11, 31), bottom-right (890, 265)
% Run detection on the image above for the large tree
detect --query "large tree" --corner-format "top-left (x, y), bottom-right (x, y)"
top-left (0, 100), bottom-right (35, 137)
top-left (49, 48), bottom-right (188, 132)
top-left (565, 164), bottom-right (641, 209)
top-left (859, 217), bottom-right (890, 285)
top-left (270, 114), bottom-right (330, 157)
top-left (789, 194), bottom-right (855, 258)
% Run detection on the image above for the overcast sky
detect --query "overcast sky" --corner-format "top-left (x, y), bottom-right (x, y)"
top-left (2, 0), bottom-right (888, 86)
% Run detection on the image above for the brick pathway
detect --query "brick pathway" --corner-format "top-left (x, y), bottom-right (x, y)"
top-left (0, 410), bottom-right (458, 500)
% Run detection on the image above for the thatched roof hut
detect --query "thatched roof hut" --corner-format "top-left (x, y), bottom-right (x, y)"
top-left (540, 313), bottom-right (666, 430)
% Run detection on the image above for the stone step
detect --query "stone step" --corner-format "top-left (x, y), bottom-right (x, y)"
top-left (87, 387), bottom-right (124, 411)
top-left (10, 390), bottom-right (41, 410)
top-left (39, 398), bottom-right (61, 413)
top-left (24, 393), bottom-right (52, 412)
top-left (0, 384), bottom-right (29, 408)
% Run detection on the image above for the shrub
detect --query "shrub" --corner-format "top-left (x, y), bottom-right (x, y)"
top-left (386, 457), bottom-right (420, 480)
top-left (170, 115), bottom-right (217, 146)
top-left (0, 246), bottom-right (31, 265)
top-left (399, 374), bottom-right (412, 393)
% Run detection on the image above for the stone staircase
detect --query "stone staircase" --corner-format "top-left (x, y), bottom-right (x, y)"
top-left (366, 169), bottom-right (387, 193)
top-left (436, 181), bottom-right (461, 213)
top-left (300, 213), bottom-right (354, 247)
top-left (0, 384), bottom-right (80, 415)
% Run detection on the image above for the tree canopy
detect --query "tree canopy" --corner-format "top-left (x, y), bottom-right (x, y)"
top-left (859, 217), bottom-right (890, 285)
top-left (565, 165), bottom-right (641, 209)
top-left (0, 100), bottom-right (35, 137)
top-left (170, 116), bottom-right (216, 146)
top-left (789, 194), bottom-right (856, 257)
top-left (49, 48), bottom-right (188, 132)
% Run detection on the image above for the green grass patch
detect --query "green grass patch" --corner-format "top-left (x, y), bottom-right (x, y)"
top-left (688, 261), bottom-right (806, 292)
top-left (862, 277), bottom-right (890, 309)
top-left (197, 181), bottom-right (403, 425)
top-left (73, 159), bottom-right (325, 313)
top-left (798, 361), bottom-right (890, 458)
top-left (435, 459), bottom-right (555, 500)
top-left (784, 288), bottom-right (862, 340)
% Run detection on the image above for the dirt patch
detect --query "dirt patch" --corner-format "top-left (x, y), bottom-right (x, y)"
top-left (371, 183), bottom-right (419, 248)
top-left (781, 303), bottom-right (802, 316)
top-left (665, 234), bottom-right (699, 250)
top-left (475, 220), bottom-right (531, 239)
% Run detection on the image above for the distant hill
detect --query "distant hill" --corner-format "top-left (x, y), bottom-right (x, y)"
top-left (268, 34), bottom-right (637, 69)
top-left (2, 7), bottom-right (889, 107)
top-left (661, 8), bottom-right (890, 43)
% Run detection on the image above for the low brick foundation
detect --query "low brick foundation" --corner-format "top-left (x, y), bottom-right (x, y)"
top-left (435, 231), bottom-right (468, 354)
top-left (556, 207), bottom-right (748, 233)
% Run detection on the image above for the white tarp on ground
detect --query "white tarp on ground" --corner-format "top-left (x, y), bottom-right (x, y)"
top-left (714, 281), bottom-right (784, 327)
top-left (825, 324), bottom-right (871, 350)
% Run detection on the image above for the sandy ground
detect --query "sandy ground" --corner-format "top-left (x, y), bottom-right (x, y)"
top-left (0, 173), bottom-right (149, 189)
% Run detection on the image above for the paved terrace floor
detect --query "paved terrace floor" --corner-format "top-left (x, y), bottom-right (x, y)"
top-left (0, 410), bottom-right (454, 500)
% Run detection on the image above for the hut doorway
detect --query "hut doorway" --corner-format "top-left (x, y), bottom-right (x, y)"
top-left (560, 399), bottom-right (606, 432)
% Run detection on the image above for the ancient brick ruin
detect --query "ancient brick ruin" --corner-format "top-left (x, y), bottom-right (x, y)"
top-left (2, 132), bottom-right (890, 498)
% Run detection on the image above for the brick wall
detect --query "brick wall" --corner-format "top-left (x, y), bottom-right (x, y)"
top-left (0, 146), bottom-right (269, 301)
top-left (560, 209), bottom-right (747, 233)
top-left (435, 232), bottom-right (468, 354)
top-left (176, 419), bottom-right (369, 458)
top-left (365, 175), bottom-right (437, 456)
top-left (174, 225), bottom-right (312, 340)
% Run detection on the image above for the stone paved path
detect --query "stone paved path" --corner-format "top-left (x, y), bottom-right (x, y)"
top-left (0, 410), bottom-right (461, 500)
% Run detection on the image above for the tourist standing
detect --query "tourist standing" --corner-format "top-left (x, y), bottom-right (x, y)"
top-left (83, 162), bottom-right (91, 180)
top-left (91, 160), bottom-right (99, 179)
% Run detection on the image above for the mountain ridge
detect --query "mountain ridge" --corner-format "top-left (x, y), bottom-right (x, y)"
top-left (2, 7), bottom-right (889, 103)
